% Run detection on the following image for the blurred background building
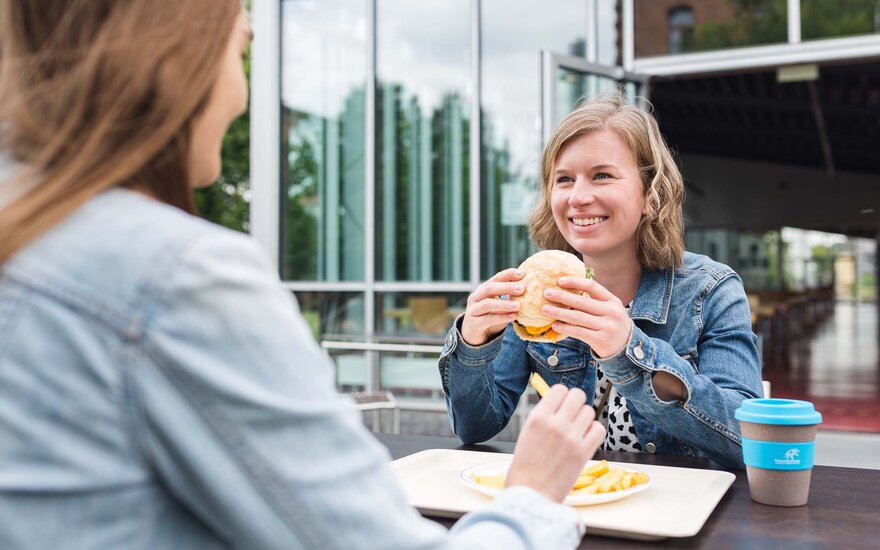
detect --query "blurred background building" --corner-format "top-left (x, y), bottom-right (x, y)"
top-left (206, 1), bottom-right (880, 447)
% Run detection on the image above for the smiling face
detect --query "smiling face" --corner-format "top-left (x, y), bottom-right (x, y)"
top-left (550, 128), bottom-right (646, 264)
top-left (188, 10), bottom-right (252, 187)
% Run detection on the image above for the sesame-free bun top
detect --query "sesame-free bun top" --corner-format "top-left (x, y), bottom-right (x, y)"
top-left (513, 250), bottom-right (587, 343)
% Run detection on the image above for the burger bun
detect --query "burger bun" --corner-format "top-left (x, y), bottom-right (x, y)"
top-left (513, 250), bottom-right (586, 343)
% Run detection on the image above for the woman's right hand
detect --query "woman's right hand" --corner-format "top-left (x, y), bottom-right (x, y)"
top-left (460, 268), bottom-right (525, 346)
top-left (505, 385), bottom-right (606, 503)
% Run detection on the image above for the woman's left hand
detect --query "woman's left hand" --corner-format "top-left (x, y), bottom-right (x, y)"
top-left (541, 277), bottom-right (632, 358)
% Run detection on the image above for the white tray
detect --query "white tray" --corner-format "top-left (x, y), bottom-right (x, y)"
top-left (391, 449), bottom-right (735, 541)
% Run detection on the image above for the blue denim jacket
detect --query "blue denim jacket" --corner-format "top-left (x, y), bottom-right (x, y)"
top-left (0, 189), bottom-right (585, 549)
top-left (440, 252), bottom-right (763, 469)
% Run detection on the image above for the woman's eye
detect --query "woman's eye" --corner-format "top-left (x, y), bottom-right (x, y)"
top-left (594, 172), bottom-right (613, 181)
top-left (554, 175), bottom-right (574, 185)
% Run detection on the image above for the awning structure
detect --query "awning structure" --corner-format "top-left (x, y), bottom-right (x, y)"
top-left (651, 60), bottom-right (880, 175)
top-left (647, 59), bottom-right (880, 238)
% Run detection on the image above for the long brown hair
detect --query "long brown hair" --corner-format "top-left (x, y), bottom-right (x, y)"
top-left (0, 0), bottom-right (240, 265)
top-left (530, 90), bottom-right (685, 269)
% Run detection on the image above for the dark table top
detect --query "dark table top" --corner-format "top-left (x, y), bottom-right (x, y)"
top-left (375, 433), bottom-right (880, 549)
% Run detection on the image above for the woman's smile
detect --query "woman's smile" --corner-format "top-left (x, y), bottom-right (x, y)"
top-left (570, 216), bottom-right (609, 229)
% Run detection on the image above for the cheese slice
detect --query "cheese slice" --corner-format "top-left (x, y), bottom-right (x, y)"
top-left (525, 324), bottom-right (552, 335)
top-left (523, 324), bottom-right (562, 340)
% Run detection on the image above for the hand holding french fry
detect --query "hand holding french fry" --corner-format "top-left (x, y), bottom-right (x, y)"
top-left (505, 383), bottom-right (606, 503)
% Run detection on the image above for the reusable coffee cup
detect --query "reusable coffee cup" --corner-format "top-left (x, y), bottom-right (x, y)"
top-left (735, 398), bottom-right (822, 507)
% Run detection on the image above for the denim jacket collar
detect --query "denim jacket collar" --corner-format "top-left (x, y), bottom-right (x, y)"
top-left (630, 265), bottom-right (674, 324)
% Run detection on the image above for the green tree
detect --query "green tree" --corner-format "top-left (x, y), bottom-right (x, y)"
top-left (196, 11), bottom-right (251, 233)
top-left (281, 112), bottom-right (319, 280)
top-left (801, 0), bottom-right (880, 40)
top-left (684, 0), bottom-right (787, 52)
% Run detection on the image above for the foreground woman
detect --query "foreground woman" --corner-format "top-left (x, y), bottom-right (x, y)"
top-left (0, 2), bottom-right (605, 548)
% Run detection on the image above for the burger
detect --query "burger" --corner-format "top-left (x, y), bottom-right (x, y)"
top-left (512, 250), bottom-right (593, 343)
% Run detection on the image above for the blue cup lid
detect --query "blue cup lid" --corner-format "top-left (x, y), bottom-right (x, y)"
top-left (735, 398), bottom-right (823, 426)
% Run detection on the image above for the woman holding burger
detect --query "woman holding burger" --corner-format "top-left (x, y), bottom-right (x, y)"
top-left (439, 91), bottom-right (763, 469)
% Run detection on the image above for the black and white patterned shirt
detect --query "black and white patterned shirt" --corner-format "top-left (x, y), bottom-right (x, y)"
top-left (593, 302), bottom-right (642, 453)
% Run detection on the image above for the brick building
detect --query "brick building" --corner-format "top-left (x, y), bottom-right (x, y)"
top-left (634, 0), bottom-right (736, 57)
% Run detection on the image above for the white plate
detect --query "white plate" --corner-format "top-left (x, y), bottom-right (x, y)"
top-left (459, 459), bottom-right (652, 506)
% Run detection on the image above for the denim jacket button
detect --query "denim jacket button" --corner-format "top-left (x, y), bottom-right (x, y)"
top-left (446, 332), bottom-right (454, 348)
top-left (634, 343), bottom-right (645, 360)
top-left (645, 442), bottom-right (656, 453)
top-left (547, 354), bottom-right (559, 367)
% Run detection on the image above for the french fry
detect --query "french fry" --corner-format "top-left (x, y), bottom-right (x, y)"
top-left (572, 475), bottom-right (595, 490)
top-left (472, 474), bottom-right (505, 490)
top-left (594, 468), bottom-right (625, 493)
top-left (529, 372), bottom-right (551, 397)
top-left (592, 469), bottom-right (616, 485)
top-left (581, 460), bottom-right (609, 478)
top-left (573, 483), bottom-right (600, 495)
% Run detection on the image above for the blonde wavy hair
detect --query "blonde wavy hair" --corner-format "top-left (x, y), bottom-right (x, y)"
top-left (529, 90), bottom-right (685, 269)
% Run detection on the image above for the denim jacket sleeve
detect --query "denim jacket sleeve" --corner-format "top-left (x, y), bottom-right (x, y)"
top-left (439, 317), bottom-right (531, 445)
top-left (130, 231), bottom-right (584, 549)
top-left (594, 273), bottom-right (763, 469)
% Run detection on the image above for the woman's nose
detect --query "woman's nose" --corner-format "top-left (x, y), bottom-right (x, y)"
top-left (568, 179), bottom-right (595, 207)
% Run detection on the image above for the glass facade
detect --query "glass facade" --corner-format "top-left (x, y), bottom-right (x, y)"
top-left (375, 291), bottom-right (467, 339)
top-left (280, 0), bottom-right (366, 281)
top-left (376, 0), bottom-right (471, 282)
top-left (294, 291), bottom-right (366, 340)
top-left (480, 0), bottom-right (589, 278)
top-left (596, 0), bottom-right (620, 65)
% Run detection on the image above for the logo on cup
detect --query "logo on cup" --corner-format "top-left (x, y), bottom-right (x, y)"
top-left (775, 448), bottom-right (801, 465)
